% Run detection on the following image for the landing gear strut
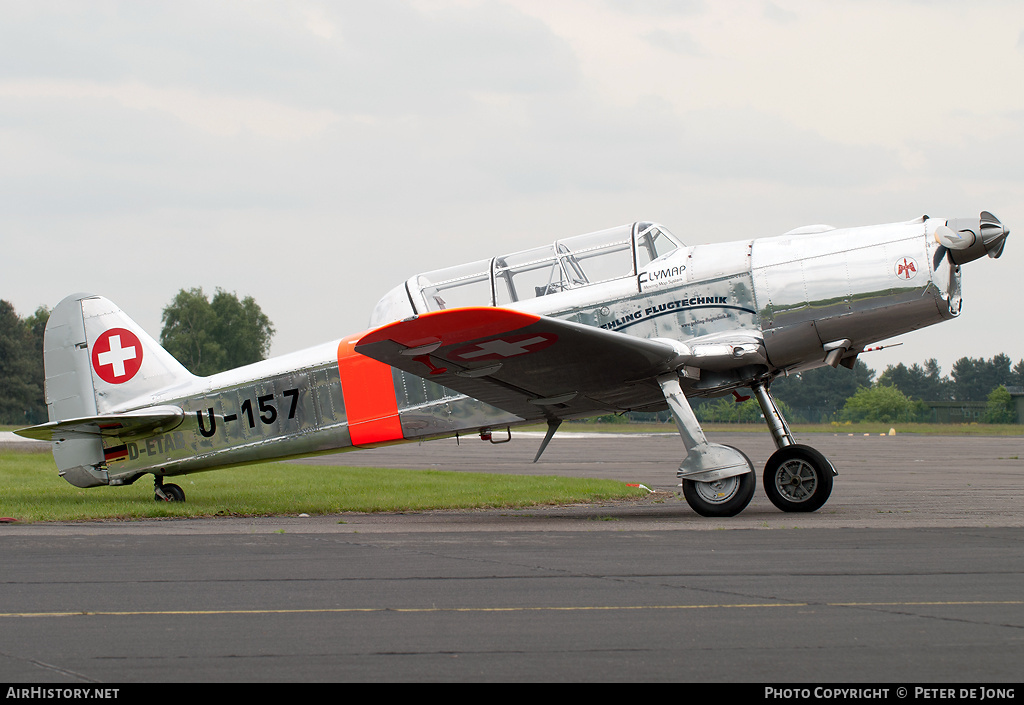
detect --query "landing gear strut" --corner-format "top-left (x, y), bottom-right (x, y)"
top-left (154, 475), bottom-right (185, 502)
top-left (658, 374), bottom-right (756, 517)
top-left (659, 373), bottom-right (837, 517)
top-left (752, 381), bottom-right (836, 513)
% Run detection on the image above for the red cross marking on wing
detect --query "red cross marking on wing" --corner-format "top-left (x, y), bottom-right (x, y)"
top-left (452, 333), bottom-right (557, 362)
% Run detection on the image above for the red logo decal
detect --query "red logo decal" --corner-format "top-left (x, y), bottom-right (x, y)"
top-left (92, 328), bottom-right (144, 384)
top-left (895, 257), bottom-right (918, 280)
top-left (452, 333), bottom-right (557, 362)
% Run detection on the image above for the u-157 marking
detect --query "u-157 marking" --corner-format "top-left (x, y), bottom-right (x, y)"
top-left (196, 388), bottom-right (300, 438)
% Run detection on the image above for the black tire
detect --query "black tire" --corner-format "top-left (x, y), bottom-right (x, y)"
top-left (762, 445), bottom-right (833, 513)
top-left (682, 468), bottom-right (756, 518)
top-left (155, 483), bottom-right (186, 502)
top-left (682, 445), bottom-right (756, 518)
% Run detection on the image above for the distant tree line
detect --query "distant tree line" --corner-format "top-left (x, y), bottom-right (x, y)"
top-left (693, 355), bottom-right (1024, 425)
top-left (0, 290), bottom-right (274, 425)
top-left (0, 301), bottom-right (48, 425)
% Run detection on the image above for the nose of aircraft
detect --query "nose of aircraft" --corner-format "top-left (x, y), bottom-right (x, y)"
top-left (934, 210), bottom-right (1010, 265)
top-left (979, 210), bottom-right (1009, 259)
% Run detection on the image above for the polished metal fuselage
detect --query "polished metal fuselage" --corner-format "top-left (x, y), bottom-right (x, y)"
top-left (89, 216), bottom-right (962, 487)
top-left (374, 216), bottom-right (960, 441)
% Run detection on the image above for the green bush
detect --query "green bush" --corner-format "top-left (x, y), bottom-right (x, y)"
top-left (840, 385), bottom-right (919, 423)
top-left (984, 386), bottom-right (1017, 424)
top-left (695, 396), bottom-right (798, 424)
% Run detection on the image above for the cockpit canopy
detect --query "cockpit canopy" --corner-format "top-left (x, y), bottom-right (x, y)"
top-left (369, 222), bottom-right (682, 326)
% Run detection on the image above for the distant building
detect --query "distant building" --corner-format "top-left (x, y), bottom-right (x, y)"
top-left (1005, 386), bottom-right (1024, 423)
top-left (922, 401), bottom-right (987, 424)
top-left (922, 388), bottom-right (1024, 424)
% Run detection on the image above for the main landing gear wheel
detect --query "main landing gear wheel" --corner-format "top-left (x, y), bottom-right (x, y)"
top-left (681, 447), bottom-right (756, 518)
top-left (763, 444), bottom-right (833, 513)
top-left (154, 482), bottom-right (185, 502)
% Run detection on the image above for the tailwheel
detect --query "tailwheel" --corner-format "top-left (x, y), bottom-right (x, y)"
top-left (154, 479), bottom-right (186, 502)
top-left (762, 445), bottom-right (834, 513)
top-left (681, 446), bottom-right (756, 518)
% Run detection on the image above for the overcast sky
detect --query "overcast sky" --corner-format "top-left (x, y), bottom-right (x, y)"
top-left (4, 0), bottom-right (1023, 378)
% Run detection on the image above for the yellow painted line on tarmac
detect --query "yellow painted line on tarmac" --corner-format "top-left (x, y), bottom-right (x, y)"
top-left (0, 603), bottom-right (803, 618)
top-left (830, 601), bottom-right (1024, 607)
top-left (0, 600), bottom-right (1021, 619)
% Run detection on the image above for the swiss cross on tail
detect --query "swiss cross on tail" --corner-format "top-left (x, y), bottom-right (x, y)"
top-left (92, 328), bottom-right (144, 384)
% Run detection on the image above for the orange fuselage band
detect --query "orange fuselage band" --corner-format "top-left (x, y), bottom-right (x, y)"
top-left (337, 335), bottom-right (404, 447)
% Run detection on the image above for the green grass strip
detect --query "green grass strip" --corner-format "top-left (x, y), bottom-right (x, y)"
top-left (0, 452), bottom-right (649, 523)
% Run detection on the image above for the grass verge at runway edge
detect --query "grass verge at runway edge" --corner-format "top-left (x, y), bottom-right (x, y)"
top-left (527, 420), bottom-right (1024, 436)
top-left (0, 452), bottom-right (650, 523)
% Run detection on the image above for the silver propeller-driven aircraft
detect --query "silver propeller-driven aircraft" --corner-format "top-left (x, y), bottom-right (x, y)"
top-left (16, 211), bottom-right (1010, 516)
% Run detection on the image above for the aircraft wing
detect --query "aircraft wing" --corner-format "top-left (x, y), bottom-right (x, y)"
top-left (15, 405), bottom-right (185, 442)
top-left (354, 308), bottom-right (687, 421)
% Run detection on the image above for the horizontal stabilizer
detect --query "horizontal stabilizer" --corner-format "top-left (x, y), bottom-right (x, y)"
top-left (15, 405), bottom-right (185, 442)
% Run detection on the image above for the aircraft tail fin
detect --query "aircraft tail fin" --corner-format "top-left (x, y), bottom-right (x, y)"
top-left (43, 293), bottom-right (196, 418)
top-left (16, 293), bottom-right (196, 487)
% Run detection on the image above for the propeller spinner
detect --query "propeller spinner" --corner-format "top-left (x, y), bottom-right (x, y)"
top-left (935, 210), bottom-right (1010, 265)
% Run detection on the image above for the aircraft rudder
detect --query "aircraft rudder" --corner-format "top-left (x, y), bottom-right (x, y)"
top-left (44, 293), bottom-right (101, 422)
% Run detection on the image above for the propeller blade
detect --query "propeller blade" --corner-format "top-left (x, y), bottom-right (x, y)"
top-left (933, 224), bottom-right (974, 250)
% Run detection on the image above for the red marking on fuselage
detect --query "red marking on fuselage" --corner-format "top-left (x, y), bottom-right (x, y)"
top-left (337, 335), bottom-right (404, 447)
top-left (895, 257), bottom-right (918, 279)
top-left (341, 308), bottom-right (543, 447)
